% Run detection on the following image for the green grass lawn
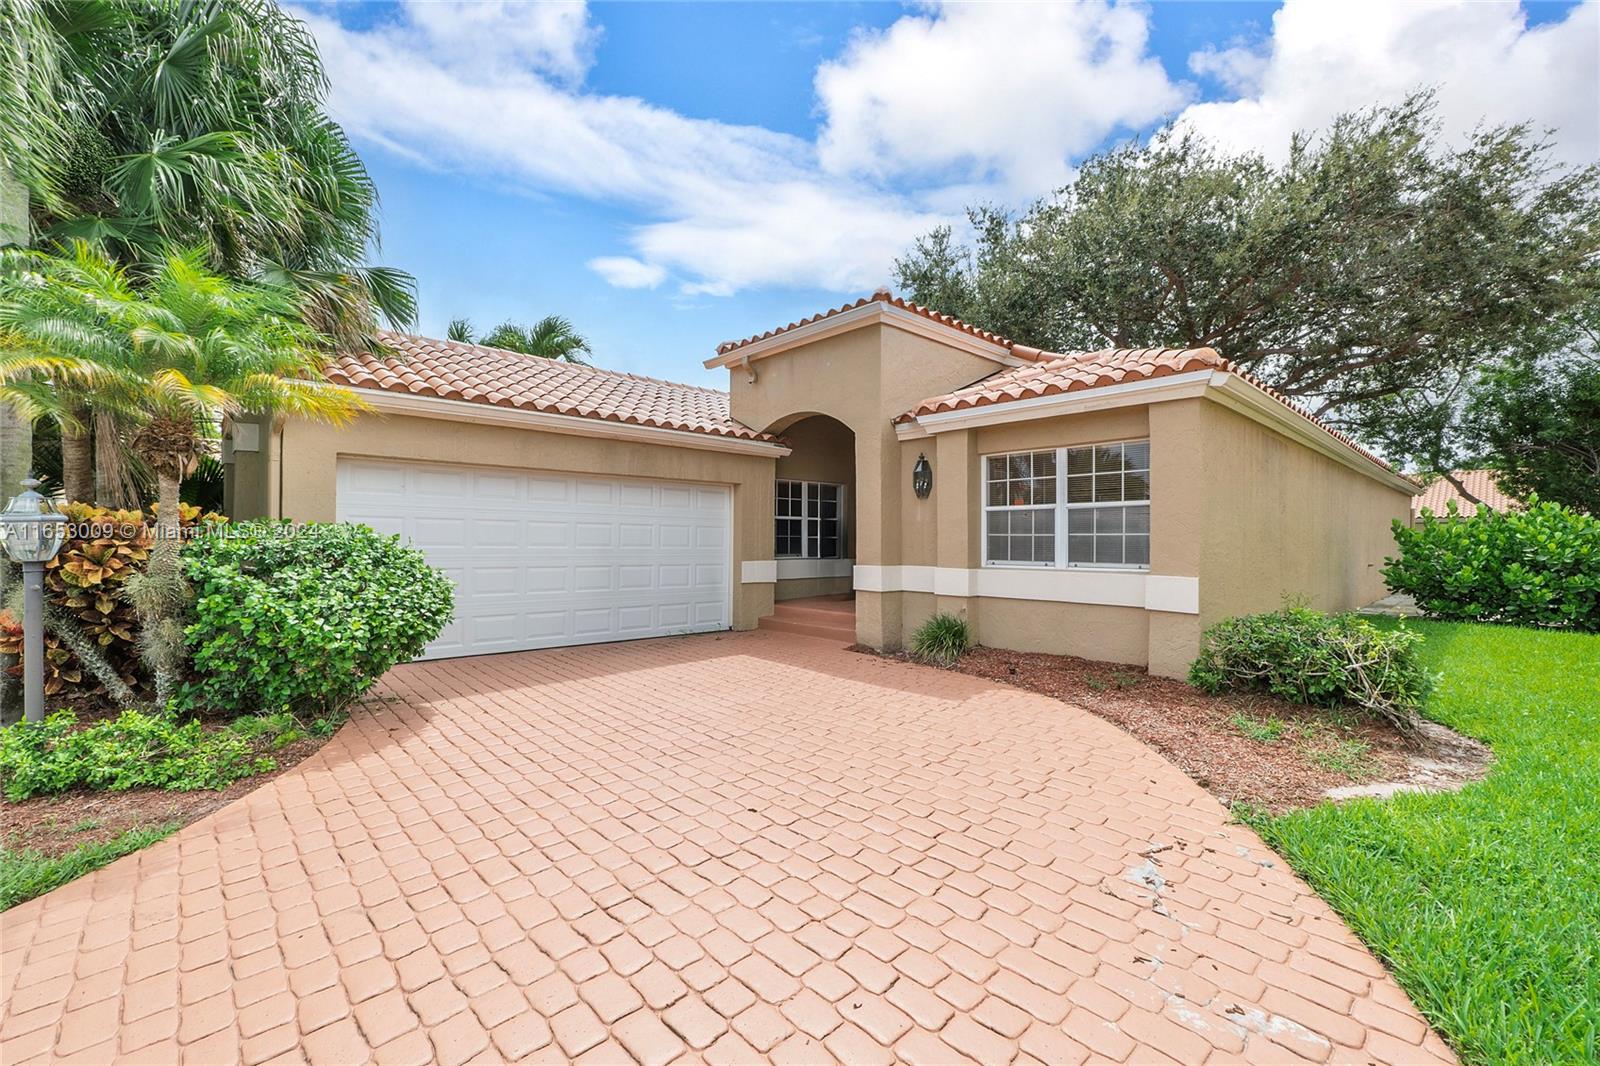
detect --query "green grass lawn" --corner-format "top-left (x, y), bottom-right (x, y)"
top-left (1246, 620), bottom-right (1599, 1065)
top-left (1, 823), bottom-right (179, 911)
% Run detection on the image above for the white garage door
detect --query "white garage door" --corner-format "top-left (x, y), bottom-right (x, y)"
top-left (336, 458), bottom-right (732, 660)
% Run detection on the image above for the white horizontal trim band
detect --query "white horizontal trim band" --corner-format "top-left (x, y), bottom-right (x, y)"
top-left (775, 557), bottom-right (854, 580)
top-left (853, 564), bottom-right (1199, 614)
top-left (742, 558), bottom-right (856, 583)
top-left (350, 388), bottom-right (792, 458)
top-left (740, 560), bottom-right (778, 584)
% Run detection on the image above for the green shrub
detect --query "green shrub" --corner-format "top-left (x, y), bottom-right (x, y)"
top-left (0, 709), bottom-right (274, 801)
top-left (179, 521), bottom-right (454, 716)
top-left (910, 612), bottom-right (972, 666)
top-left (1384, 497), bottom-right (1599, 631)
top-left (1190, 606), bottom-right (1428, 733)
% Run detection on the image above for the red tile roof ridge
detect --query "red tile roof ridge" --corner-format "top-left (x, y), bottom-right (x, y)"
top-left (714, 288), bottom-right (1032, 357)
top-left (374, 330), bottom-right (728, 395)
top-left (327, 330), bottom-right (778, 443)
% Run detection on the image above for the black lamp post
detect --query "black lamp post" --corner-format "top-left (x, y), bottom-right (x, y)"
top-left (1, 477), bottom-right (68, 723)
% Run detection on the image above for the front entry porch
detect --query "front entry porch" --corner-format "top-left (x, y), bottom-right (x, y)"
top-left (756, 593), bottom-right (856, 642)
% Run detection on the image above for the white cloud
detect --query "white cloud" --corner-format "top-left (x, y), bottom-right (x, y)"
top-left (586, 256), bottom-right (666, 289)
top-left (404, 1), bottom-right (598, 85)
top-left (1187, 40), bottom-right (1269, 96)
top-left (294, 1), bottom-right (1186, 297)
top-left (816, 2), bottom-right (1188, 195)
top-left (298, 0), bottom-right (1597, 302)
top-left (298, 1), bottom-right (942, 295)
top-left (1178, 0), bottom-right (1600, 166)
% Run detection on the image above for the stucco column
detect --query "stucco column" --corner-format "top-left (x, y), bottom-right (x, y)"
top-left (932, 429), bottom-right (979, 628)
top-left (853, 427), bottom-right (904, 648)
top-left (1146, 400), bottom-right (1205, 678)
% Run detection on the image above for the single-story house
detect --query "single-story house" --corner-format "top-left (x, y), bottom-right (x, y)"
top-left (1412, 469), bottom-right (1519, 525)
top-left (224, 290), bottom-right (1416, 677)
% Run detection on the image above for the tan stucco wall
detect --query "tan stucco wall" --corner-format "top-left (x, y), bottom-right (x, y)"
top-left (256, 412), bottom-right (778, 630)
top-left (874, 397), bottom-right (1404, 677)
top-left (891, 406), bottom-right (1163, 668)
top-left (774, 415), bottom-right (855, 601)
top-left (1192, 401), bottom-right (1410, 625)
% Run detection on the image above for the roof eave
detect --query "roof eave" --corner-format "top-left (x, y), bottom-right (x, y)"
top-left (346, 386), bottom-right (791, 458)
top-left (895, 370), bottom-right (1416, 495)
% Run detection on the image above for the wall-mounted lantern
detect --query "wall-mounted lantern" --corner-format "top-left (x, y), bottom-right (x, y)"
top-left (912, 453), bottom-right (933, 499)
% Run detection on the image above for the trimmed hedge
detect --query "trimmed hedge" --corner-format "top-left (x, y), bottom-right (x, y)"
top-left (179, 522), bottom-right (454, 715)
top-left (1190, 606), bottom-right (1429, 733)
top-left (1384, 498), bottom-right (1599, 631)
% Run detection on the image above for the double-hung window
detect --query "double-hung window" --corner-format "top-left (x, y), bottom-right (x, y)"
top-left (776, 480), bottom-right (845, 559)
top-left (984, 440), bottom-right (1150, 569)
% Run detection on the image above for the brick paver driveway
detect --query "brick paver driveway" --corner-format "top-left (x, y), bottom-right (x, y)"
top-left (1, 632), bottom-right (1452, 1065)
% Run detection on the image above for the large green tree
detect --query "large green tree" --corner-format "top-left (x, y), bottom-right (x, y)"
top-left (1464, 356), bottom-right (1599, 514)
top-left (895, 94), bottom-right (1600, 461)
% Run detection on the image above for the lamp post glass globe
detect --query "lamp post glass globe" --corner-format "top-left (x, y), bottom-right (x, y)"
top-left (1, 477), bottom-right (67, 562)
top-left (2, 477), bottom-right (67, 725)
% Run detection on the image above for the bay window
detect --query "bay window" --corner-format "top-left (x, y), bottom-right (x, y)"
top-left (776, 480), bottom-right (845, 559)
top-left (983, 440), bottom-right (1150, 569)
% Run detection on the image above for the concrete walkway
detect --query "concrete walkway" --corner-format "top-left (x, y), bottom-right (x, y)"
top-left (0, 632), bottom-right (1452, 1065)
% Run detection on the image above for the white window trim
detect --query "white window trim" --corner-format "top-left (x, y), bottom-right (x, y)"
top-left (775, 479), bottom-right (848, 560)
top-left (982, 443), bottom-right (1151, 572)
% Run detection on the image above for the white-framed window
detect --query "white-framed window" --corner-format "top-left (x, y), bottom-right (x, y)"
top-left (776, 480), bottom-right (846, 559)
top-left (983, 440), bottom-right (1150, 569)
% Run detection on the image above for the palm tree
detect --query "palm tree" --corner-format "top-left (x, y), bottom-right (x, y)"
top-left (0, 243), bottom-right (140, 501)
top-left (8, 0), bottom-right (417, 340)
top-left (480, 316), bottom-right (593, 365)
top-left (3, 0), bottom-right (415, 508)
top-left (0, 242), bottom-right (365, 699)
top-left (446, 318), bottom-right (475, 343)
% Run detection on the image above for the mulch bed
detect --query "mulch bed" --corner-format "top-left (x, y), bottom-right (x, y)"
top-left (859, 644), bottom-right (1444, 814)
top-left (1, 717), bottom-right (333, 861)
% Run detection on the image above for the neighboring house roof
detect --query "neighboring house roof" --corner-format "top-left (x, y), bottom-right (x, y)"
top-left (328, 331), bottom-right (776, 443)
top-left (898, 346), bottom-right (1405, 479)
top-left (712, 288), bottom-right (1040, 360)
top-left (1413, 470), bottom-right (1519, 516)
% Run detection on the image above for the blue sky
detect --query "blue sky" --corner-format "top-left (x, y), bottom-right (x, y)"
top-left (294, 1), bottom-right (1596, 387)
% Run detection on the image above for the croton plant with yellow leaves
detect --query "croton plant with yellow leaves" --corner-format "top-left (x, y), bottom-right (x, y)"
top-left (1, 502), bottom-right (224, 697)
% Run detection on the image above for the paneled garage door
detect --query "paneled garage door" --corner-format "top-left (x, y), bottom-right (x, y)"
top-left (336, 458), bottom-right (732, 659)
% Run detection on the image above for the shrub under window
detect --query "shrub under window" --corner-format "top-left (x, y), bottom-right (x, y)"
top-left (1384, 498), bottom-right (1598, 631)
top-left (1189, 606), bottom-right (1429, 733)
top-left (179, 522), bottom-right (455, 716)
top-left (909, 612), bottom-right (972, 666)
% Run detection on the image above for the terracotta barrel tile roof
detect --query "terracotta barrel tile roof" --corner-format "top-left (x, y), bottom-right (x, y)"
top-left (327, 331), bottom-right (776, 443)
top-left (714, 288), bottom-right (1034, 357)
top-left (1414, 470), bottom-right (1520, 515)
top-left (900, 346), bottom-right (1406, 478)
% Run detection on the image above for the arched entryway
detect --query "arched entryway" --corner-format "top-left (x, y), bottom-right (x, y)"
top-left (765, 413), bottom-right (855, 602)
